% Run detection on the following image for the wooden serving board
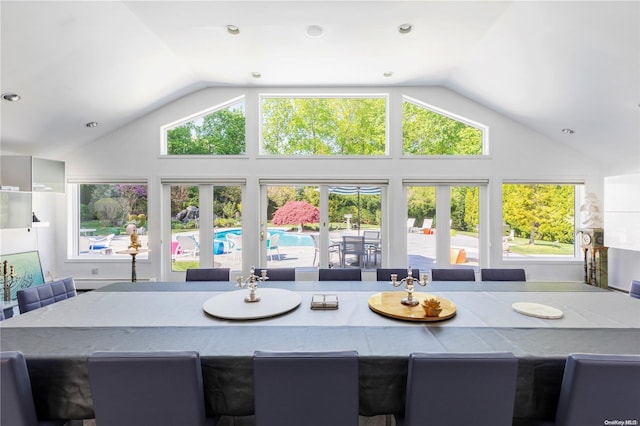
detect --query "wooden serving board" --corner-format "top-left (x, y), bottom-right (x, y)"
top-left (368, 292), bottom-right (457, 322)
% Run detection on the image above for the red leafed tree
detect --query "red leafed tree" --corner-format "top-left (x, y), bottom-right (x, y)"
top-left (272, 201), bottom-right (320, 232)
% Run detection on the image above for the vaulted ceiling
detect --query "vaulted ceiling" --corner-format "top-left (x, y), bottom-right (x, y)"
top-left (1, 1), bottom-right (638, 170)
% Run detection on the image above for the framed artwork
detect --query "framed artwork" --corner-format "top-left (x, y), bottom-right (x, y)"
top-left (1, 250), bottom-right (45, 301)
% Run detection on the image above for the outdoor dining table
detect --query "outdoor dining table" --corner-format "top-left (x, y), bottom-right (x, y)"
top-left (1, 280), bottom-right (638, 423)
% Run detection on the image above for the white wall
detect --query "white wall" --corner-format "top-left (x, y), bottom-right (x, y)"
top-left (5, 86), bottom-right (633, 286)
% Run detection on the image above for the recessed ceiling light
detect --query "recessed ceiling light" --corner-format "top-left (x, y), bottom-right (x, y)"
top-left (398, 23), bottom-right (413, 34)
top-left (85, 122), bottom-right (98, 128)
top-left (2, 93), bottom-right (21, 102)
top-left (226, 25), bottom-right (240, 35)
top-left (383, 71), bottom-right (393, 77)
top-left (562, 128), bottom-right (575, 134)
top-left (251, 72), bottom-right (262, 78)
top-left (306, 25), bottom-right (324, 38)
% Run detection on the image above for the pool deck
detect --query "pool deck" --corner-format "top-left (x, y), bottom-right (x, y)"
top-left (169, 229), bottom-right (488, 273)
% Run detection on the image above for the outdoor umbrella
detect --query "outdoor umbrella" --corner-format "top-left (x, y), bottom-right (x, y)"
top-left (328, 186), bottom-right (382, 234)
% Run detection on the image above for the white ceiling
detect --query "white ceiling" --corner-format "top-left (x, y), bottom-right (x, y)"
top-left (1, 1), bottom-right (638, 170)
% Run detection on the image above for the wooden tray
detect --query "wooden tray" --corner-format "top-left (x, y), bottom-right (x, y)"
top-left (368, 292), bottom-right (457, 322)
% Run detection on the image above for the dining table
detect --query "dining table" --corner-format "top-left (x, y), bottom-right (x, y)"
top-left (1, 279), bottom-right (638, 423)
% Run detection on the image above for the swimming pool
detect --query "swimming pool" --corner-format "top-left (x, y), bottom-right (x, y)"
top-left (213, 228), bottom-right (314, 254)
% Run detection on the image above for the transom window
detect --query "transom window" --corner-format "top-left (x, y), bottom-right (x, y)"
top-left (402, 96), bottom-right (485, 156)
top-left (163, 97), bottom-right (246, 155)
top-left (260, 95), bottom-right (387, 156)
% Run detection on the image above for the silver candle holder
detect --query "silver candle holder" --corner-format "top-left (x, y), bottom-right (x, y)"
top-left (236, 266), bottom-right (268, 303)
top-left (390, 267), bottom-right (429, 306)
top-left (2, 260), bottom-right (16, 302)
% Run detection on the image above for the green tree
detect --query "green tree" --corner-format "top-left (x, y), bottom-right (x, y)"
top-left (167, 105), bottom-right (245, 155)
top-left (403, 101), bottom-right (483, 155)
top-left (262, 97), bottom-right (386, 155)
top-left (503, 184), bottom-right (575, 244)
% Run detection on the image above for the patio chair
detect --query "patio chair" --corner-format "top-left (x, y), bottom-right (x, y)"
top-left (88, 234), bottom-right (115, 253)
top-left (363, 230), bottom-right (381, 266)
top-left (226, 233), bottom-right (242, 263)
top-left (311, 234), bottom-right (341, 266)
top-left (341, 235), bottom-right (368, 268)
top-left (176, 235), bottom-right (200, 257)
top-left (419, 218), bottom-right (433, 234)
top-left (407, 218), bottom-right (416, 232)
top-left (267, 233), bottom-right (281, 261)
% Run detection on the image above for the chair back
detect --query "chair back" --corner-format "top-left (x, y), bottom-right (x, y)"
top-left (268, 233), bottom-right (279, 249)
top-left (88, 351), bottom-right (210, 426)
top-left (17, 278), bottom-right (77, 314)
top-left (363, 230), bottom-right (380, 241)
top-left (176, 235), bottom-right (199, 256)
top-left (630, 280), bottom-right (640, 299)
top-left (226, 233), bottom-right (242, 250)
top-left (343, 235), bottom-right (365, 251)
top-left (431, 268), bottom-right (476, 282)
top-left (319, 268), bottom-right (362, 281)
top-left (253, 350), bottom-right (359, 426)
top-left (185, 268), bottom-right (230, 282)
top-left (1, 351), bottom-right (67, 426)
top-left (481, 268), bottom-right (526, 281)
top-left (402, 352), bottom-right (518, 426)
top-left (554, 353), bottom-right (640, 426)
top-left (255, 268), bottom-right (296, 281)
top-left (342, 236), bottom-right (367, 267)
top-left (376, 268), bottom-right (420, 282)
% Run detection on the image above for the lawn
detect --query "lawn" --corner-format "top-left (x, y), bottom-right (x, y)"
top-left (507, 237), bottom-right (574, 255)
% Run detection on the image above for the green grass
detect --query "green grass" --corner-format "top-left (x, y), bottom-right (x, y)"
top-left (507, 237), bottom-right (573, 255)
top-left (172, 260), bottom-right (200, 271)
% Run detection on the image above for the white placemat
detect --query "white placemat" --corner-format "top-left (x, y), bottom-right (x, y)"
top-left (512, 302), bottom-right (563, 319)
top-left (203, 288), bottom-right (302, 320)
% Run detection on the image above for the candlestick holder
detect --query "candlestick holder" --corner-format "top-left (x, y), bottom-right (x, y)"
top-left (390, 267), bottom-right (428, 306)
top-left (236, 266), bottom-right (268, 303)
top-left (2, 260), bottom-right (16, 302)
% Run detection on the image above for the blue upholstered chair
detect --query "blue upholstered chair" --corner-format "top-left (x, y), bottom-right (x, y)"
top-left (552, 353), bottom-right (640, 426)
top-left (253, 350), bottom-right (359, 426)
top-left (318, 268), bottom-right (362, 281)
top-left (17, 277), bottom-right (77, 314)
top-left (255, 268), bottom-right (296, 281)
top-left (630, 280), bottom-right (640, 299)
top-left (185, 268), bottom-right (230, 282)
top-left (88, 351), bottom-right (217, 426)
top-left (398, 352), bottom-right (518, 426)
top-left (376, 268), bottom-right (421, 282)
top-left (0, 310), bottom-right (5, 321)
top-left (1, 351), bottom-right (67, 426)
top-left (481, 268), bottom-right (526, 281)
top-left (431, 268), bottom-right (476, 281)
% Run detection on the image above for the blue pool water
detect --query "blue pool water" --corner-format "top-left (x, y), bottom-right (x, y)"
top-left (213, 228), bottom-right (313, 254)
